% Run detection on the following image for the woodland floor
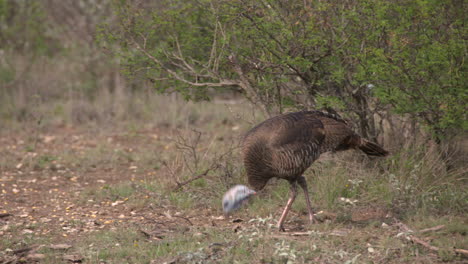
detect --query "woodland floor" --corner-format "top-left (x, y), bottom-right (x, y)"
top-left (0, 124), bottom-right (466, 264)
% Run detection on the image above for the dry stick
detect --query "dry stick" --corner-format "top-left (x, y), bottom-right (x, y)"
top-left (172, 165), bottom-right (219, 192)
top-left (172, 215), bottom-right (194, 226)
top-left (162, 159), bottom-right (181, 183)
top-left (289, 232), bottom-right (312, 236)
top-left (269, 231), bottom-right (318, 239)
top-left (419, 225), bottom-right (445, 234)
top-left (395, 221), bottom-right (468, 256)
top-left (410, 236), bottom-right (468, 256)
top-left (0, 213), bottom-right (12, 218)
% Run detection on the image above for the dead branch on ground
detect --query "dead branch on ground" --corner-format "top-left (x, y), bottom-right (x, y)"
top-left (419, 225), bottom-right (445, 234)
top-left (395, 220), bottom-right (468, 256)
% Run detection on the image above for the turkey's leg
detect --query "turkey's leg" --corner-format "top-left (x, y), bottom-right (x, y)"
top-left (298, 176), bottom-right (316, 224)
top-left (277, 181), bottom-right (297, 231)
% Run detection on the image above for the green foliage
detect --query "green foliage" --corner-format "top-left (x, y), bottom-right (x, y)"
top-left (0, 63), bottom-right (15, 84)
top-left (102, 0), bottom-right (466, 141)
top-left (35, 154), bottom-right (57, 169)
top-left (356, 0), bottom-right (467, 140)
top-left (0, 0), bottom-right (59, 55)
top-left (80, 183), bottom-right (136, 204)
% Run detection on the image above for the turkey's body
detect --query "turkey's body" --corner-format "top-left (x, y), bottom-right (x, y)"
top-left (242, 110), bottom-right (388, 230)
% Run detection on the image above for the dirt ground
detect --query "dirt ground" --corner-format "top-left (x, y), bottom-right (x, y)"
top-left (0, 125), bottom-right (466, 264)
top-left (0, 126), bottom-right (229, 260)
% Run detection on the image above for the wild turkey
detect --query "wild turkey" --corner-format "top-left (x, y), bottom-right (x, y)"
top-left (223, 110), bottom-right (388, 231)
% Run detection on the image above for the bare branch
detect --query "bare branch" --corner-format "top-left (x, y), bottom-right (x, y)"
top-left (173, 36), bottom-right (197, 73)
top-left (228, 54), bottom-right (272, 116)
top-left (172, 164), bottom-right (220, 192)
top-left (214, 21), bottom-right (227, 73)
top-left (419, 225), bottom-right (445, 234)
top-left (207, 17), bottom-right (218, 69)
top-left (395, 221), bottom-right (468, 256)
top-left (129, 36), bottom-right (239, 88)
top-left (175, 129), bottom-right (202, 173)
top-left (138, 32), bottom-right (148, 49)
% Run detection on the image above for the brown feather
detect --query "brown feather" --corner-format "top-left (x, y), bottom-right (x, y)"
top-left (242, 110), bottom-right (388, 191)
top-left (358, 139), bottom-right (389, 156)
top-left (241, 110), bottom-right (388, 230)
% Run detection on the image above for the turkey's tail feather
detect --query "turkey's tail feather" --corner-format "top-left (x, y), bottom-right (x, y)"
top-left (359, 139), bottom-right (389, 157)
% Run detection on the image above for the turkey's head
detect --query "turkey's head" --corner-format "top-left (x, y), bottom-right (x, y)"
top-left (222, 185), bottom-right (256, 214)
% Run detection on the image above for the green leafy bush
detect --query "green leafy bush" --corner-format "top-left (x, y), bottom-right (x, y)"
top-left (100, 0), bottom-right (466, 141)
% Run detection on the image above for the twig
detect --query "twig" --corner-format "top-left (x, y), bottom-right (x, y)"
top-left (410, 235), bottom-right (468, 256)
top-left (395, 220), bottom-right (468, 256)
top-left (138, 228), bottom-right (151, 239)
top-left (290, 231), bottom-right (312, 236)
top-left (172, 215), bottom-right (194, 226)
top-left (175, 129), bottom-right (202, 174)
top-left (419, 225), bottom-right (445, 234)
top-left (162, 160), bottom-right (180, 181)
top-left (269, 232), bottom-right (313, 239)
top-left (226, 103), bottom-right (256, 126)
top-left (409, 235), bottom-right (440, 252)
top-left (12, 245), bottom-right (44, 256)
top-left (172, 164), bottom-right (219, 191)
top-left (130, 36), bottom-right (238, 88)
top-left (395, 220), bottom-right (413, 233)
top-left (12, 247), bottom-right (36, 256)
top-left (0, 213), bottom-right (12, 218)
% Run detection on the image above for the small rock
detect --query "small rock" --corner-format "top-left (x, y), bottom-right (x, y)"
top-left (111, 200), bottom-right (124, 206)
top-left (22, 229), bottom-right (34, 234)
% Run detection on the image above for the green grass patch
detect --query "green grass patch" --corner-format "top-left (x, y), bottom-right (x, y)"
top-left (80, 183), bottom-right (136, 203)
top-left (74, 227), bottom-right (211, 263)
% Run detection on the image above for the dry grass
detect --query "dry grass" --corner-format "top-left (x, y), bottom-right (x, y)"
top-left (1, 39), bottom-right (466, 264)
top-left (1, 105), bottom-right (466, 263)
